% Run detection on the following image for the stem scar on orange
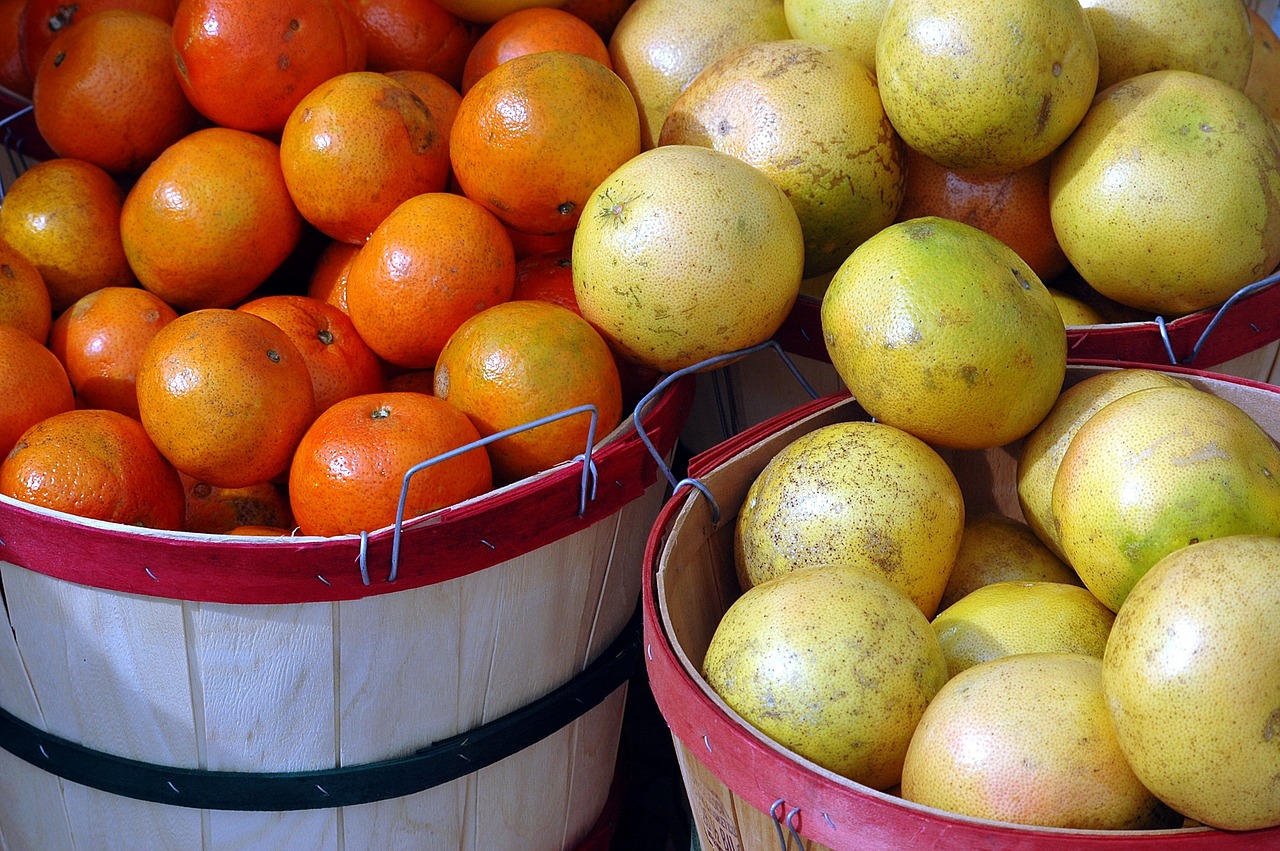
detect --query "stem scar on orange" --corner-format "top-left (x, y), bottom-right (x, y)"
top-left (288, 391), bottom-right (492, 537)
top-left (135, 308), bottom-right (316, 489)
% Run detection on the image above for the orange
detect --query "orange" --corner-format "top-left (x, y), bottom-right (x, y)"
top-left (560, 0), bottom-right (632, 40)
top-left (120, 127), bottom-right (305, 311)
top-left (434, 299), bottom-right (622, 484)
top-left (430, 0), bottom-right (572, 25)
top-left (511, 248), bottom-right (577, 311)
top-left (901, 653), bottom-right (1176, 829)
top-left (384, 69), bottom-right (464, 143)
top-left (288, 391), bottom-right (492, 536)
top-left (227, 524), bottom-right (293, 536)
top-left (506, 223), bottom-right (575, 259)
top-left (385, 368), bottom-right (435, 393)
top-left (19, 0), bottom-right (178, 80)
top-left (449, 50), bottom-right (641, 235)
top-left (135, 308), bottom-right (316, 488)
top-left (896, 145), bottom-right (1069, 284)
top-left (1, 0), bottom-right (33, 97)
top-left (0, 239), bottom-right (52, 344)
top-left (238, 294), bottom-right (386, 418)
top-left (460, 6), bottom-right (611, 93)
top-left (31, 9), bottom-right (197, 175)
top-left (1245, 9), bottom-right (1280, 122)
top-left (181, 473), bottom-right (293, 534)
top-left (0, 324), bottom-right (75, 457)
top-left (170, 0), bottom-right (367, 134)
top-left (0, 407), bottom-right (185, 528)
top-left (48, 286), bottom-right (179, 419)
top-left (0, 157), bottom-right (135, 313)
top-left (307, 240), bottom-right (361, 314)
top-left (353, 0), bottom-right (478, 87)
top-left (279, 71), bottom-right (451, 244)
top-left (345, 191), bottom-right (515, 369)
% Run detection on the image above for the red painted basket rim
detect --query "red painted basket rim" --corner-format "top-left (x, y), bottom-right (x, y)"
top-left (0, 376), bottom-right (693, 605)
top-left (641, 364), bottom-right (1280, 850)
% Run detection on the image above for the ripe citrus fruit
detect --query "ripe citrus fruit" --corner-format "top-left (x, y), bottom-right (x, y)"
top-left (279, 70), bottom-right (451, 245)
top-left (135, 309), bottom-right (316, 489)
top-left (734, 420), bottom-right (965, 618)
top-left (49, 286), bottom-right (179, 419)
top-left (1, 0), bottom-right (33, 97)
top-left (433, 299), bottom-right (621, 484)
top-left (31, 9), bottom-right (197, 175)
top-left (0, 239), bottom-right (52, 344)
top-left (1016, 367), bottom-right (1192, 560)
top-left (0, 157), bottom-right (135, 313)
top-left (431, 0), bottom-right (568, 24)
top-left (1104, 534), bottom-right (1280, 831)
top-left (18, 0), bottom-right (177, 80)
top-left (572, 144), bottom-right (804, 373)
top-left (0, 324), bottom-right (75, 457)
top-left (821, 216), bottom-right (1067, 450)
top-left (460, 5), bottom-right (611, 93)
top-left (171, 0), bottom-right (367, 133)
top-left (345, 192), bottom-right (516, 369)
top-left (307, 240), bottom-right (361, 314)
top-left (1245, 9), bottom-right (1280, 122)
top-left (560, 0), bottom-right (630, 40)
top-left (659, 38), bottom-right (905, 278)
top-left (901, 653), bottom-right (1176, 829)
top-left (932, 581), bottom-right (1115, 678)
top-left (1053, 384), bottom-right (1280, 611)
top-left (238, 294), bottom-right (385, 420)
top-left (1048, 287), bottom-right (1105, 326)
top-left (1080, 0), bottom-right (1254, 91)
top-left (895, 146), bottom-right (1069, 284)
top-left (385, 369), bottom-right (435, 394)
top-left (288, 391), bottom-right (492, 536)
top-left (876, 0), bottom-right (1098, 173)
top-left (608, 0), bottom-right (791, 149)
top-left (120, 127), bottom-right (305, 311)
top-left (704, 563), bottom-right (949, 790)
top-left (0, 408), bottom-right (185, 529)
top-left (450, 50), bottom-right (641, 235)
top-left (384, 69), bottom-right (464, 143)
top-left (511, 249), bottom-right (577, 310)
top-left (181, 474), bottom-right (293, 535)
top-left (938, 513), bottom-right (1081, 612)
top-left (1050, 69), bottom-right (1280, 316)
top-left (352, 0), bottom-right (477, 86)
top-left (784, 0), bottom-right (889, 73)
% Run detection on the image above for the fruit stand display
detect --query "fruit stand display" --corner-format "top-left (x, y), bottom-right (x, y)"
top-left (644, 363), bottom-right (1280, 850)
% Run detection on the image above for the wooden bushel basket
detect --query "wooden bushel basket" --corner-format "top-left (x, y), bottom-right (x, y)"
top-left (643, 363), bottom-right (1280, 851)
top-left (0, 376), bottom-right (692, 851)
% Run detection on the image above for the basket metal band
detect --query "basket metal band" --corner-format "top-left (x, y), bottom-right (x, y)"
top-left (0, 609), bottom-right (641, 812)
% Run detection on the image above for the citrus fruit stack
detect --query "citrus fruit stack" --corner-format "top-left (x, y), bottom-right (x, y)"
top-left (0, 0), bottom-right (695, 538)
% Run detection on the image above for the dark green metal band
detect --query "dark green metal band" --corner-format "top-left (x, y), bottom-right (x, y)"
top-left (0, 607), bottom-right (640, 812)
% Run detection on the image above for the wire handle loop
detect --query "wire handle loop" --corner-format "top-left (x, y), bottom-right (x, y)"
top-left (769, 799), bottom-right (805, 851)
top-left (1153, 268), bottom-right (1280, 366)
top-left (387, 404), bottom-right (601, 583)
top-left (632, 340), bottom-right (820, 523)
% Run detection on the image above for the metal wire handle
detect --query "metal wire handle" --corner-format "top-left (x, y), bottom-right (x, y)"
top-left (1152, 267), bottom-right (1280, 365)
top-left (347, 403), bottom-right (602, 585)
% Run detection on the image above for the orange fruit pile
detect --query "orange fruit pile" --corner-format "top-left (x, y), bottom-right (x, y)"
top-left (0, 0), bottom-right (672, 537)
